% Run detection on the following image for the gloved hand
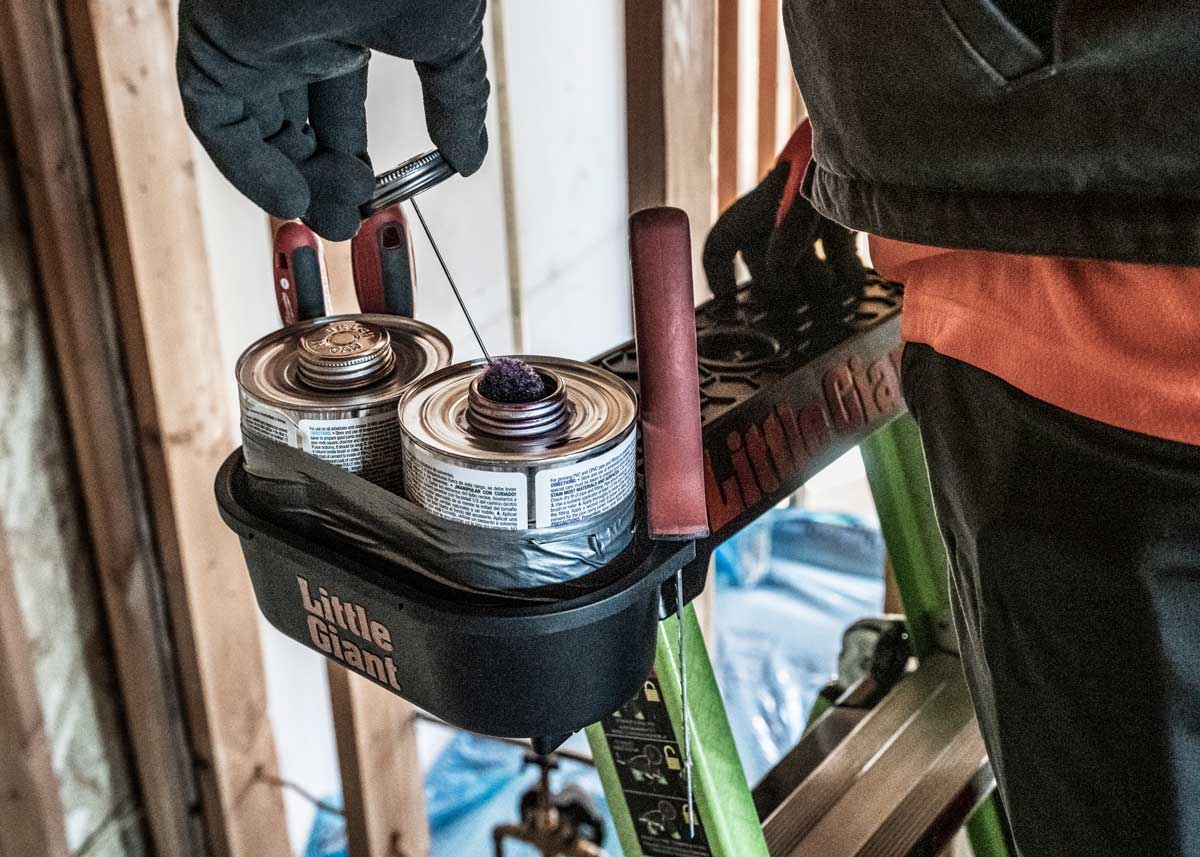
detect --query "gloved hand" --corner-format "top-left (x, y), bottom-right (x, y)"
top-left (702, 121), bottom-right (864, 304)
top-left (177, 0), bottom-right (489, 241)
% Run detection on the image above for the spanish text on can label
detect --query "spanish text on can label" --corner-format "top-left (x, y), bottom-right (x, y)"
top-left (404, 443), bottom-right (529, 529)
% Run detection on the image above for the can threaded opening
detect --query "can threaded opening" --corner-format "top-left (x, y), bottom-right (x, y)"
top-left (296, 320), bottom-right (396, 390)
top-left (466, 367), bottom-right (568, 440)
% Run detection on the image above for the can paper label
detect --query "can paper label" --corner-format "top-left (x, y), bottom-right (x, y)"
top-left (240, 396), bottom-right (298, 447)
top-left (404, 442), bottom-right (528, 529)
top-left (535, 430), bottom-right (637, 528)
top-left (297, 412), bottom-right (403, 489)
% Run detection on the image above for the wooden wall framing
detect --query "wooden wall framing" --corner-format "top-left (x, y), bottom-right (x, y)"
top-left (715, 0), bottom-right (740, 211)
top-left (0, 0), bottom-right (290, 854)
top-left (756, 0), bottom-right (780, 177)
top-left (60, 0), bottom-right (293, 852)
top-left (328, 666), bottom-right (430, 857)
top-left (0, 530), bottom-right (71, 857)
top-left (626, 0), bottom-right (718, 299)
top-left (0, 3), bottom-right (199, 855)
top-left (715, 0), bottom-right (799, 211)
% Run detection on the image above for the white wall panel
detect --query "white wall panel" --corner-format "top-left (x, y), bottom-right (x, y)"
top-left (365, 49), bottom-right (514, 361)
top-left (497, 0), bottom-right (632, 360)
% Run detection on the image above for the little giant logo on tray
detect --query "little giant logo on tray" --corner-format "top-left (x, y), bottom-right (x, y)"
top-left (297, 575), bottom-right (401, 691)
top-left (704, 346), bottom-right (905, 532)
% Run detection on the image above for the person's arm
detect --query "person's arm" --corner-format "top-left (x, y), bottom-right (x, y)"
top-left (176, 0), bottom-right (489, 240)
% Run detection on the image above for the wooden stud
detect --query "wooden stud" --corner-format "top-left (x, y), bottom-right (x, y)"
top-left (715, 0), bottom-right (740, 212)
top-left (664, 0), bottom-right (719, 257)
top-left (328, 665), bottom-right (430, 857)
top-left (0, 3), bottom-right (202, 855)
top-left (625, 0), bottom-right (668, 213)
top-left (756, 0), bottom-right (780, 178)
top-left (489, 0), bottom-right (528, 352)
top-left (57, 1), bottom-right (291, 855)
top-left (626, 0), bottom-right (717, 298)
top-left (0, 529), bottom-right (71, 857)
top-left (791, 80), bottom-right (806, 130)
top-left (324, 239), bottom-right (360, 315)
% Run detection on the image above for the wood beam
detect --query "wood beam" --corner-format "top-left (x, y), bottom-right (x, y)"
top-left (715, 0), bottom-right (740, 211)
top-left (626, 0), bottom-right (717, 299)
top-left (0, 529), bottom-right (71, 857)
top-left (324, 239), bottom-right (360, 315)
top-left (757, 0), bottom-right (780, 177)
top-left (328, 665), bottom-right (430, 857)
top-left (0, 2), bottom-right (201, 855)
top-left (665, 0), bottom-right (718, 271)
top-left (625, 0), bottom-right (667, 213)
top-left (55, 0), bottom-right (291, 854)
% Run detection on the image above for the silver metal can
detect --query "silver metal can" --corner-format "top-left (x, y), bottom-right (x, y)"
top-left (237, 314), bottom-right (452, 489)
top-left (398, 357), bottom-right (638, 531)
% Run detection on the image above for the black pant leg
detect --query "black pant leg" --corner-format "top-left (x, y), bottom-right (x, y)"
top-left (901, 342), bottom-right (1200, 857)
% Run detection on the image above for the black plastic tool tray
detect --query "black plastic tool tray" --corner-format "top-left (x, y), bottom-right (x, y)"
top-left (216, 451), bottom-right (694, 740)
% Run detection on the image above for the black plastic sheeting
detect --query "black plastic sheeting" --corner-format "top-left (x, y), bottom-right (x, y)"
top-left (239, 434), bottom-right (637, 603)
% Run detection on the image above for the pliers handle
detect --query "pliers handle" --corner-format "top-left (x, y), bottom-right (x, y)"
top-left (351, 203), bottom-right (416, 319)
top-left (271, 211), bottom-right (417, 324)
top-left (272, 220), bottom-right (333, 324)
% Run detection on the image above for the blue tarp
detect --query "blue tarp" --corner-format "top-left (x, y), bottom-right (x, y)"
top-left (306, 508), bottom-right (884, 857)
top-left (711, 510), bottom-right (885, 784)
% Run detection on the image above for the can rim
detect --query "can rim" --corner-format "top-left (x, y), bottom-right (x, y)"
top-left (237, 314), bottom-right (453, 411)
top-left (399, 356), bottom-right (637, 465)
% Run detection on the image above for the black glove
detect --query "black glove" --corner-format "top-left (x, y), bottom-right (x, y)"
top-left (177, 0), bottom-right (489, 240)
top-left (703, 122), bottom-right (864, 305)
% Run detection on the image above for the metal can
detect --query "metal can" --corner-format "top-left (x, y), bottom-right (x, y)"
top-left (237, 314), bottom-right (452, 489)
top-left (398, 357), bottom-right (638, 531)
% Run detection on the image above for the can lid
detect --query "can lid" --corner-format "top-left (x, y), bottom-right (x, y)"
top-left (238, 314), bottom-right (452, 410)
top-left (362, 150), bottom-right (456, 216)
top-left (296, 319), bottom-right (397, 390)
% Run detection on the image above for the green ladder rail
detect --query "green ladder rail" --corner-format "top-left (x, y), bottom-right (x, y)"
top-left (863, 415), bottom-right (1013, 857)
top-left (587, 415), bottom-right (1014, 857)
top-left (587, 607), bottom-right (768, 857)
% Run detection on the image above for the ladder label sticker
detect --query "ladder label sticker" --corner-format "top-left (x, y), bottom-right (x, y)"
top-left (601, 671), bottom-right (713, 856)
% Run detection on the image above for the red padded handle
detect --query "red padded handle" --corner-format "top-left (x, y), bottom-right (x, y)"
top-left (272, 220), bottom-right (331, 324)
top-left (628, 207), bottom-right (710, 540)
top-left (351, 203), bottom-right (417, 317)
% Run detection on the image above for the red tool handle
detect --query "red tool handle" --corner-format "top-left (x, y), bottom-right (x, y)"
top-left (351, 203), bottom-right (417, 318)
top-left (273, 220), bottom-right (331, 324)
top-left (628, 207), bottom-right (710, 540)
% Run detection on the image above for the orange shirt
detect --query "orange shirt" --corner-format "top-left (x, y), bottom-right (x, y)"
top-left (867, 237), bottom-right (1200, 446)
